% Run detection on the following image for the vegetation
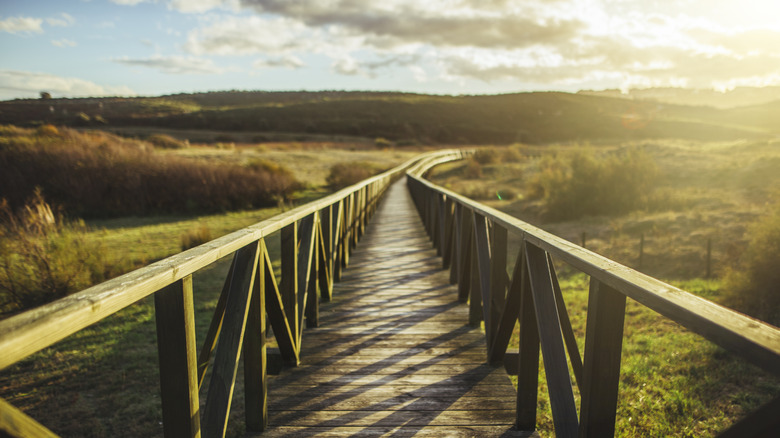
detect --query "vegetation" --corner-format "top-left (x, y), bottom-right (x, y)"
top-left (180, 225), bottom-right (212, 251)
top-left (2, 90), bottom-right (777, 145)
top-left (722, 203), bottom-right (780, 325)
top-left (325, 161), bottom-right (384, 190)
top-left (529, 148), bottom-right (659, 220)
top-left (0, 125), bottom-right (301, 218)
top-left (0, 192), bottom-right (115, 315)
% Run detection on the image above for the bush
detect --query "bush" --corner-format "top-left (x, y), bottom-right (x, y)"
top-left (473, 148), bottom-right (501, 164)
top-left (0, 192), bottom-right (111, 314)
top-left (530, 148), bottom-right (658, 220)
top-left (463, 159), bottom-right (483, 179)
top-left (722, 207), bottom-right (780, 324)
top-left (0, 125), bottom-right (302, 217)
top-left (326, 161), bottom-right (383, 190)
top-left (181, 225), bottom-right (212, 251)
top-left (147, 133), bottom-right (187, 149)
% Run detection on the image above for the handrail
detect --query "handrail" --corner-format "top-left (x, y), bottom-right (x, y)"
top-left (0, 149), bottom-right (465, 437)
top-left (406, 154), bottom-right (780, 438)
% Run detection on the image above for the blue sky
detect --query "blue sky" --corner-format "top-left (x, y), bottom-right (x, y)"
top-left (1, 0), bottom-right (779, 100)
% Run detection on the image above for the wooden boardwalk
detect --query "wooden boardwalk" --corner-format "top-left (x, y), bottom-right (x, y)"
top-left (257, 179), bottom-right (526, 437)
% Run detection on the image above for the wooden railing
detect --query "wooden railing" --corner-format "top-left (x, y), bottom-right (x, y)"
top-left (0, 149), bottom-right (468, 438)
top-left (406, 156), bottom-right (780, 438)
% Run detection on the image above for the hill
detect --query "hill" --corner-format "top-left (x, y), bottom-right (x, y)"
top-left (0, 90), bottom-right (776, 144)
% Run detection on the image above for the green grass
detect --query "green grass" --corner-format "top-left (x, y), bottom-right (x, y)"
top-left (507, 272), bottom-right (779, 437)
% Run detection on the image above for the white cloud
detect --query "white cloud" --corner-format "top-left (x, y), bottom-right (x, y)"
top-left (51, 38), bottom-right (77, 48)
top-left (0, 70), bottom-right (136, 99)
top-left (113, 55), bottom-right (227, 74)
top-left (46, 13), bottom-right (76, 27)
top-left (184, 16), bottom-right (314, 56)
top-left (110, 0), bottom-right (152, 5)
top-left (168, 0), bottom-right (240, 13)
top-left (253, 55), bottom-right (304, 69)
top-left (0, 16), bottom-right (44, 34)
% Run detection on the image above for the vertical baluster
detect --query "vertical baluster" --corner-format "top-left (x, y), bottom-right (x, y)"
top-left (281, 221), bottom-right (299, 341)
top-left (579, 279), bottom-right (626, 438)
top-left (155, 276), bottom-right (200, 438)
top-left (516, 243), bottom-right (540, 431)
top-left (458, 207), bottom-right (473, 303)
top-left (489, 222), bottom-right (508, 350)
top-left (244, 240), bottom-right (267, 432)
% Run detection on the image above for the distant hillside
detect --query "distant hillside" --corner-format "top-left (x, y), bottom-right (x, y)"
top-left (0, 90), bottom-right (776, 144)
top-left (578, 86), bottom-right (780, 109)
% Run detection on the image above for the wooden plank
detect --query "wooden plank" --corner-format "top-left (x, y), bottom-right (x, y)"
top-left (468, 228), bottom-right (482, 327)
top-left (243, 242), bottom-right (267, 432)
top-left (457, 207), bottom-right (473, 303)
top-left (489, 223), bottom-right (508, 349)
top-left (548, 254), bottom-right (583, 389)
top-left (0, 397), bottom-right (58, 438)
top-left (197, 256), bottom-right (234, 388)
top-left (472, 213), bottom-right (492, 331)
top-left (489, 244), bottom-right (525, 364)
top-left (154, 276), bottom-right (201, 438)
top-left (516, 246), bottom-right (540, 431)
top-left (578, 279), bottom-right (626, 438)
top-left (318, 206), bottom-right (333, 302)
top-left (281, 221), bottom-right (299, 344)
top-left (525, 243), bottom-right (578, 438)
top-left (306, 216), bottom-right (320, 328)
top-left (296, 214), bottom-right (316, 340)
top-left (262, 247), bottom-right (299, 366)
top-left (253, 425), bottom-right (532, 437)
top-left (448, 202), bottom-right (460, 284)
top-left (442, 198), bottom-right (455, 270)
top-left (202, 241), bottom-right (260, 438)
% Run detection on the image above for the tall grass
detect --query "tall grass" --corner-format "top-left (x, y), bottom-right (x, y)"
top-left (325, 161), bottom-right (384, 190)
top-left (0, 125), bottom-right (301, 218)
top-left (530, 147), bottom-right (659, 220)
top-left (722, 204), bottom-right (780, 325)
top-left (0, 192), bottom-right (114, 315)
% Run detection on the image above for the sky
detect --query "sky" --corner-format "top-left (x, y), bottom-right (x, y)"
top-left (1, 0), bottom-right (780, 100)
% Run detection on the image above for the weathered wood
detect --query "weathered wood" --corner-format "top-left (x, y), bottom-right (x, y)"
top-left (548, 254), bottom-right (583, 389)
top-left (281, 221), bottom-right (299, 346)
top-left (489, 223), bottom-right (508, 350)
top-left (243, 242), bottom-right (267, 432)
top-left (716, 395), bottom-right (780, 438)
top-left (318, 206), bottom-right (333, 302)
top-left (408, 168), bottom-right (780, 377)
top-left (442, 198), bottom-right (455, 270)
top-left (457, 207), bottom-right (473, 303)
top-left (578, 279), bottom-right (626, 438)
top-left (468, 228), bottom-right (482, 327)
top-left (489, 244), bottom-right (525, 364)
top-left (155, 276), bottom-right (201, 438)
top-left (296, 214), bottom-right (316, 339)
top-left (448, 202), bottom-right (460, 284)
top-left (472, 214), bottom-right (492, 331)
top-left (525, 243), bottom-right (578, 438)
top-left (0, 397), bottom-right (58, 438)
top-left (306, 216), bottom-right (320, 328)
top-left (197, 256), bottom-right (235, 388)
top-left (202, 242), bottom-right (260, 438)
top-left (262, 247), bottom-right (299, 366)
top-left (515, 246), bottom-right (540, 432)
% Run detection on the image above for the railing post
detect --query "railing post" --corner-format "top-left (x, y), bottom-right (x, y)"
top-left (458, 207), bottom-right (473, 303)
top-left (516, 244), bottom-right (540, 431)
top-left (579, 279), bottom-right (626, 438)
top-left (448, 202), bottom-right (460, 284)
top-left (243, 242), bottom-right (266, 432)
top-left (489, 222), bottom-right (507, 350)
top-left (155, 275), bottom-right (201, 438)
top-left (281, 221), bottom-right (299, 348)
top-left (319, 205), bottom-right (333, 302)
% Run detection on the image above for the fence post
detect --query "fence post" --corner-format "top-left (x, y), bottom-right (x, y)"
top-left (244, 242), bottom-right (267, 432)
top-left (281, 221), bottom-right (299, 344)
top-left (579, 279), bottom-right (626, 438)
top-left (489, 223), bottom-right (508, 350)
top-left (155, 276), bottom-right (200, 438)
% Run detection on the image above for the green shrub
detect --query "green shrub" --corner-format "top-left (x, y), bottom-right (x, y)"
top-left (473, 148), bottom-right (501, 164)
top-left (180, 225), bottom-right (212, 251)
top-left (0, 192), bottom-right (111, 314)
top-left (531, 148), bottom-right (658, 220)
top-left (326, 161), bottom-right (383, 190)
top-left (722, 206), bottom-right (780, 324)
top-left (146, 133), bottom-right (187, 149)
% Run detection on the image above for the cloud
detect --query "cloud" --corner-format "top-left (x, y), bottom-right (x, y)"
top-left (0, 16), bottom-right (44, 34)
top-left (253, 55), bottom-right (304, 69)
top-left (0, 70), bottom-right (136, 99)
top-left (46, 13), bottom-right (76, 27)
top-left (113, 55), bottom-right (227, 74)
top-left (168, 0), bottom-right (240, 13)
top-left (184, 16), bottom-right (314, 56)
top-left (110, 0), bottom-right (152, 5)
top-left (51, 38), bottom-right (77, 48)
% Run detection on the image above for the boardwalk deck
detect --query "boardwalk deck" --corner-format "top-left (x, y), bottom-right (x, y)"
top-left (256, 179), bottom-right (527, 437)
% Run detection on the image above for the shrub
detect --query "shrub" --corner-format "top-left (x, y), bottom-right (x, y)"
top-left (473, 148), bottom-right (501, 164)
top-left (722, 207), bottom-right (780, 324)
top-left (326, 161), bottom-right (383, 190)
top-left (36, 124), bottom-right (60, 137)
top-left (463, 159), bottom-right (483, 179)
top-left (0, 192), bottom-right (111, 314)
top-left (146, 133), bottom-right (186, 149)
top-left (530, 148), bottom-right (658, 220)
top-left (181, 225), bottom-right (212, 251)
top-left (0, 125), bottom-right (302, 217)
